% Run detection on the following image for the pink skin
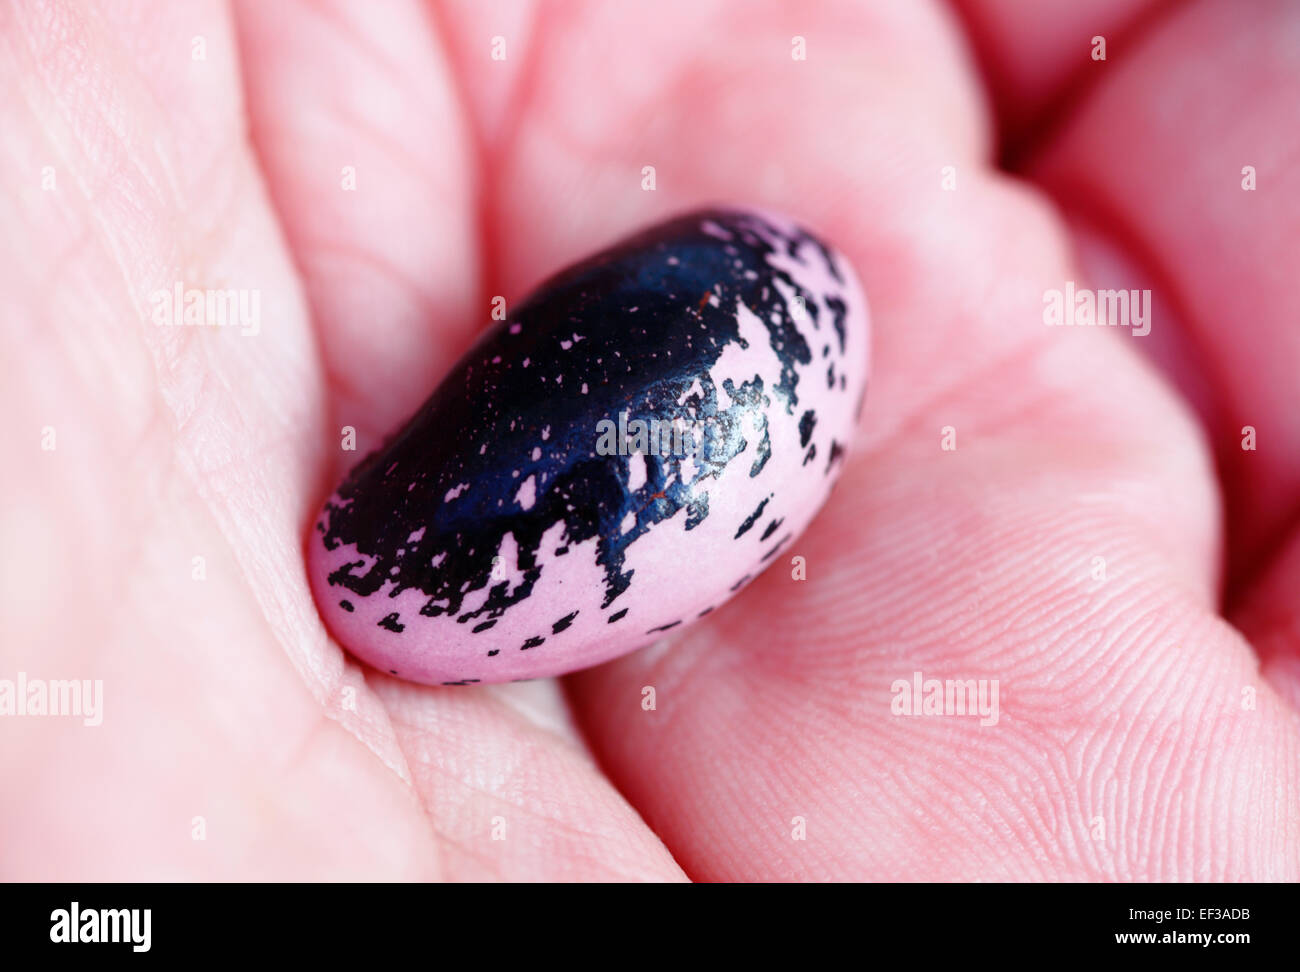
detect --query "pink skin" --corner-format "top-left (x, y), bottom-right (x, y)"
top-left (2, 0), bottom-right (1299, 881)
top-left (308, 212), bottom-right (870, 685)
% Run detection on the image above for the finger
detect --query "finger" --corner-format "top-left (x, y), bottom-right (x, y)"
top-left (431, 0), bottom-right (540, 144)
top-left (233, 0), bottom-right (481, 452)
top-left (1028, 0), bottom-right (1300, 594)
top-left (949, 0), bottom-right (1164, 147)
top-left (467, 0), bottom-right (990, 303)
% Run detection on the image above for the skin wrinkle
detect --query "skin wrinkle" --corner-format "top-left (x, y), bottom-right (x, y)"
top-left (300, 238), bottom-right (445, 322)
top-left (303, 0), bottom-right (444, 110)
top-left (265, 715), bottom-right (440, 879)
top-left (324, 96), bottom-right (451, 195)
top-left (14, 24), bottom-right (167, 313)
top-left (467, 0), bottom-right (551, 309)
top-left (382, 693), bottom-right (679, 880)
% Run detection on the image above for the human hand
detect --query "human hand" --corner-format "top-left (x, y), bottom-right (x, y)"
top-left (1, 0), bottom-right (1295, 880)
